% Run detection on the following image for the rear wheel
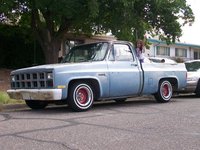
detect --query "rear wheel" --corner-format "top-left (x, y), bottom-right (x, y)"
top-left (68, 81), bottom-right (94, 111)
top-left (154, 80), bottom-right (173, 103)
top-left (25, 100), bottom-right (48, 109)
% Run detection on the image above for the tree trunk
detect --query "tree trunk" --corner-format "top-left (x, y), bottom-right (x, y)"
top-left (31, 4), bottom-right (64, 64)
top-left (37, 30), bottom-right (61, 64)
top-left (42, 40), bottom-right (60, 64)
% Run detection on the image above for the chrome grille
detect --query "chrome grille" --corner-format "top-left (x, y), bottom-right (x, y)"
top-left (11, 72), bottom-right (53, 89)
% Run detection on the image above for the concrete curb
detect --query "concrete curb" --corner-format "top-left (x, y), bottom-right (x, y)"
top-left (1, 103), bottom-right (27, 112)
top-left (0, 95), bottom-right (155, 112)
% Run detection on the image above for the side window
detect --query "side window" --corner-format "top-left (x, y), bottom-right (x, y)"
top-left (109, 44), bottom-right (134, 61)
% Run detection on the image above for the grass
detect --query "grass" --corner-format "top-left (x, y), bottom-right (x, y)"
top-left (0, 91), bottom-right (24, 105)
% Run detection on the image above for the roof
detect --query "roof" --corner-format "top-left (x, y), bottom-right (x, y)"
top-left (148, 39), bottom-right (200, 49)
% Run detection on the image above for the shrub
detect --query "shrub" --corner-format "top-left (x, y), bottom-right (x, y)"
top-left (0, 91), bottom-right (23, 104)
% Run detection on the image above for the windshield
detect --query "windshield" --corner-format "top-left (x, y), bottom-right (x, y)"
top-left (185, 61), bottom-right (200, 72)
top-left (62, 42), bottom-right (109, 63)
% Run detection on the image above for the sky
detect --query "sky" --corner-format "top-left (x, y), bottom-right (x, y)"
top-left (180, 0), bottom-right (200, 45)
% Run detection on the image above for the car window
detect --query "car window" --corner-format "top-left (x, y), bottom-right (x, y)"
top-left (109, 44), bottom-right (134, 61)
top-left (62, 42), bottom-right (108, 63)
top-left (185, 61), bottom-right (200, 71)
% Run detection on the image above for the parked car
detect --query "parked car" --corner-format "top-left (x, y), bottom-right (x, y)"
top-left (180, 60), bottom-right (200, 96)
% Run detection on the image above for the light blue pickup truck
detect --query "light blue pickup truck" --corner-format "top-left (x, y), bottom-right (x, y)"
top-left (7, 41), bottom-right (187, 111)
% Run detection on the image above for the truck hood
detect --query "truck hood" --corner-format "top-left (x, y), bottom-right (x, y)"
top-left (11, 62), bottom-right (105, 74)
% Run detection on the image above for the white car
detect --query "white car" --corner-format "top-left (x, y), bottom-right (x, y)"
top-left (181, 60), bottom-right (200, 97)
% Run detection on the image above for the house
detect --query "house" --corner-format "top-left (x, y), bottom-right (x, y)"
top-left (59, 35), bottom-right (200, 62)
top-left (59, 34), bottom-right (116, 58)
top-left (147, 39), bottom-right (200, 61)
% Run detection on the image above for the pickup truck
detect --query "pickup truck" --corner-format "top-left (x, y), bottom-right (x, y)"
top-left (7, 41), bottom-right (187, 111)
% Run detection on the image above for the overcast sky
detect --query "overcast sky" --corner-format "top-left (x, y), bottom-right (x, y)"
top-left (180, 0), bottom-right (200, 45)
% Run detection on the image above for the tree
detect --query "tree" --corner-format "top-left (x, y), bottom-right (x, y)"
top-left (0, 0), bottom-right (194, 64)
top-left (0, 24), bottom-right (45, 68)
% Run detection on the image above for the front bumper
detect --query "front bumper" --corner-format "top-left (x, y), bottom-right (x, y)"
top-left (7, 89), bottom-right (62, 101)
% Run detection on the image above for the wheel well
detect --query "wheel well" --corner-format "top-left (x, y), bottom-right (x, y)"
top-left (159, 78), bottom-right (178, 91)
top-left (68, 79), bottom-right (100, 100)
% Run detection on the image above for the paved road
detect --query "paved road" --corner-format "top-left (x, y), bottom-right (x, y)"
top-left (0, 96), bottom-right (200, 150)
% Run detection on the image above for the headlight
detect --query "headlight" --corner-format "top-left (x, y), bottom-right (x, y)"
top-left (47, 72), bottom-right (53, 79)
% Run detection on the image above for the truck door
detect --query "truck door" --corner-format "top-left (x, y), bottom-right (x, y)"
top-left (107, 43), bottom-right (142, 97)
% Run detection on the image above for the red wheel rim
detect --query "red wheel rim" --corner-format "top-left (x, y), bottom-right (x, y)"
top-left (162, 84), bottom-right (169, 97)
top-left (77, 88), bottom-right (88, 104)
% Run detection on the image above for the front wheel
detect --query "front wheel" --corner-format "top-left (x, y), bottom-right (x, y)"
top-left (68, 81), bottom-right (94, 112)
top-left (154, 80), bottom-right (173, 103)
top-left (25, 100), bottom-right (48, 109)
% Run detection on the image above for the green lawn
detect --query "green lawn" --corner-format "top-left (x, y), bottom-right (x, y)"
top-left (0, 91), bottom-right (24, 104)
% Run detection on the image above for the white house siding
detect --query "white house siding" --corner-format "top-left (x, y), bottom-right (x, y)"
top-left (147, 39), bottom-right (200, 61)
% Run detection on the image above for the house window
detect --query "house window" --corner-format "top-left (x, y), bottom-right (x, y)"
top-left (156, 46), bottom-right (170, 56)
top-left (65, 40), bottom-right (84, 52)
top-left (194, 51), bottom-right (198, 59)
top-left (194, 51), bottom-right (200, 59)
top-left (175, 48), bottom-right (187, 57)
